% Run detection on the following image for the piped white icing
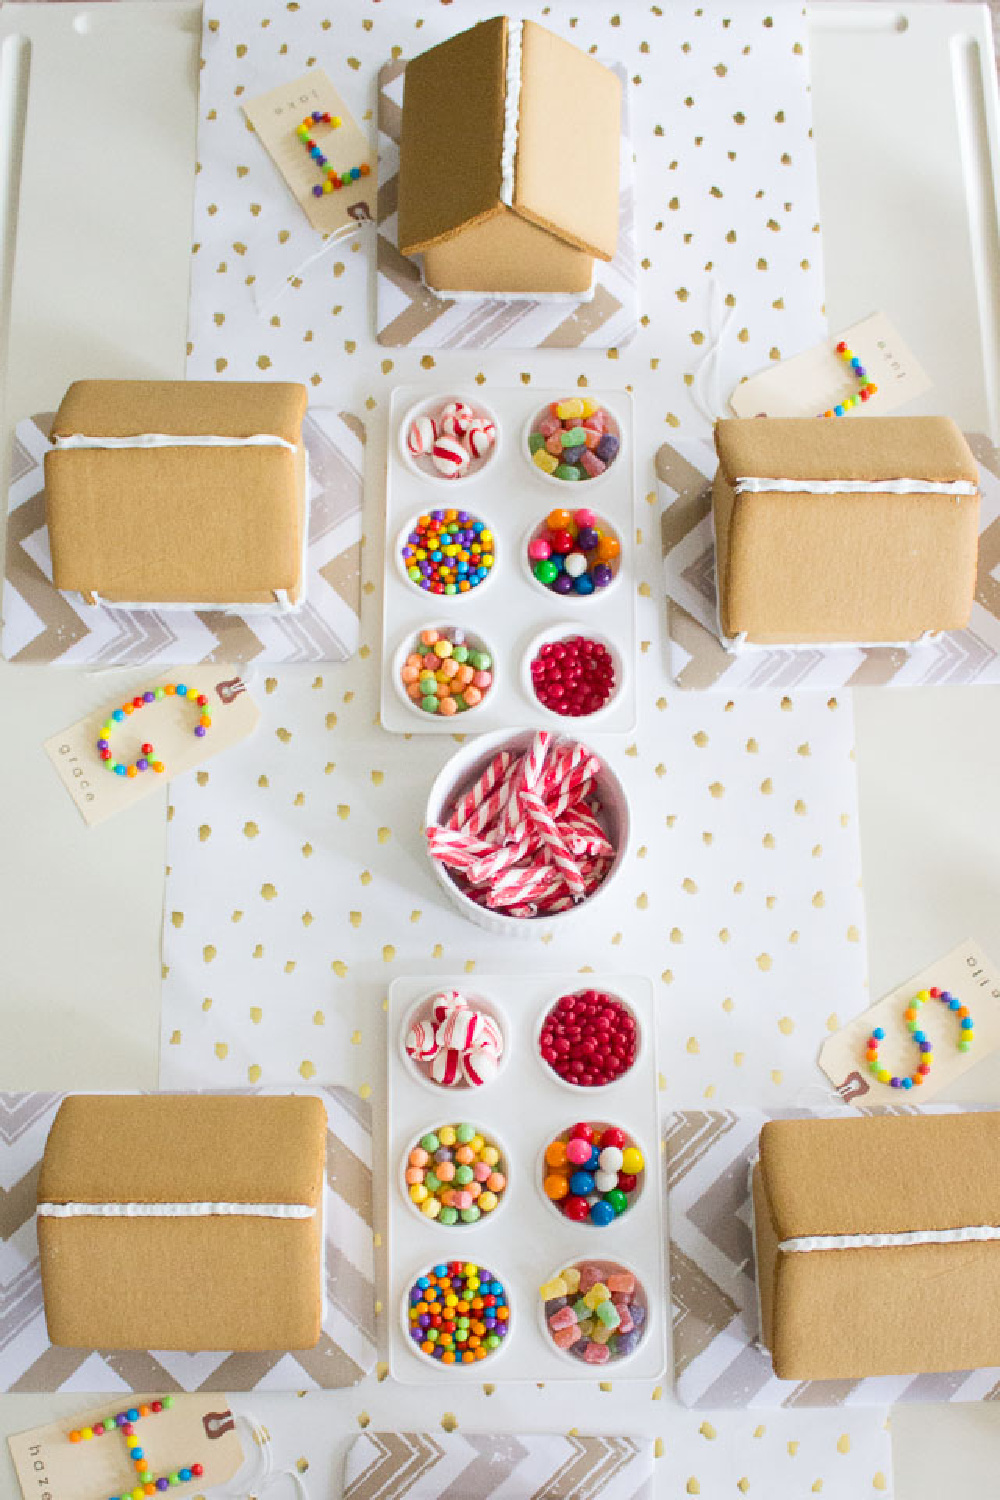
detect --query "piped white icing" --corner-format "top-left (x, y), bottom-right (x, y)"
top-left (37, 1200), bottom-right (315, 1219)
top-left (733, 475), bottom-right (978, 497)
top-left (53, 432), bottom-right (298, 453)
top-left (499, 19), bottom-right (523, 208)
top-left (779, 1224), bottom-right (1000, 1253)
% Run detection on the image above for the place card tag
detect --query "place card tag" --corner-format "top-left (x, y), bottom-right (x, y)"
top-left (244, 69), bottom-right (376, 235)
top-left (818, 938), bottom-right (1000, 1107)
top-left (8, 1395), bottom-right (245, 1500)
top-left (729, 311), bottom-right (932, 420)
top-left (45, 667), bottom-right (260, 827)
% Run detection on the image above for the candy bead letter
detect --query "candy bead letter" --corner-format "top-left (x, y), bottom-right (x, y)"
top-left (867, 988), bottom-right (973, 1087)
top-left (70, 1398), bottom-right (200, 1497)
top-left (96, 685), bottom-right (211, 779)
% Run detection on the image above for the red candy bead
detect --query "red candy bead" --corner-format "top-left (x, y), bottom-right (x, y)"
top-left (151, 1402), bottom-right (162, 1413)
top-left (141, 743), bottom-right (154, 756)
top-left (192, 1466), bottom-right (204, 1478)
top-left (196, 694), bottom-right (207, 706)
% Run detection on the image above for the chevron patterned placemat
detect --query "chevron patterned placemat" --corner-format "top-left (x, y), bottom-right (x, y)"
top-left (659, 434), bottom-right (1000, 691)
top-left (1, 408), bottom-right (363, 666)
top-left (0, 1087), bottom-right (376, 1392)
top-left (666, 1105), bottom-right (1000, 1407)
top-left (344, 1433), bottom-right (655, 1500)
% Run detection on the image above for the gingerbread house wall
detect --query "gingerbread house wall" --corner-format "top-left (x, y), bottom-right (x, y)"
top-left (422, 207), bottom-right (594, 295)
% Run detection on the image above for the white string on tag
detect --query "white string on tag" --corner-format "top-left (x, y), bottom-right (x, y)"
top-left (208, 1412), bottom-right (310, 1500)
top-left (689, 276), bottom-right (738, 428)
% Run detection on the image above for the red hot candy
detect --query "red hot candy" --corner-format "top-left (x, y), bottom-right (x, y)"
top-left (530, 637), bottom-right (615, 717)
top-left (539, 991), bottom-right (638, 1087)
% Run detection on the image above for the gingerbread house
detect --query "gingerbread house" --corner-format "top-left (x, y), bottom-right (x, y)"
top-left (397, 17), bottom-right (621, 297)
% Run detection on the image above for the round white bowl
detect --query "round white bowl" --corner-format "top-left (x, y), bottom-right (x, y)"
top-left (401, 1262), bottom-right (514, 1369)
top-left (536, 1121), bottom-right (647, 1229)
top-left (399, 393), bottom-right (502, 488)
top-left (521, 625), bottom-right (625, 725)
top-left (400, 1120), bottom-right (511, 1231)
top-left (536, 1257), bottom-right (649, 1369)
top-left (392, 625), bottom-right (499, 722)
top-left (398, 988), bottom-right (512, 1096)
top-left (521, 398), bottom-right (623, 492)
top-left (395, 509), bottom-right (499, 603)
top-left (520, 513), bottom-right (623, 604)
top-left (423, 729), bottom-right (630, 939)
top-left (534, 987), bottom-right (643, 1095)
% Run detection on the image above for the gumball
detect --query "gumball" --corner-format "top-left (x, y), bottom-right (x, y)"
top-left (600, 1126), bottom-right (627, 1149)
top-left (594, 1169), bottom-right (618, 1193)
top-left (576, 526), bottom-right (600, 552)
top-left (528, 537), bottom-right (552, 562)
top-left (596, 533), bottom-right (620, 562)
top-left (590, 1199), bottom-right (616, 1228)
top-left (534, 559), bottom-right (560, 586)
top-left (407, 415), bottom-right (437, 456)
top-left (549, 529), bottom-right (575, 555)
top-left (545, 1140), bottom-right (568, 1169)
top-left (547, 508), bottom-right (573, 532)
top-left (563, 552), bottom-right (587, 578)
top-left (574, 507), bottom-right (597, 529)
top-left (592, 563), bottom-right (614, 589)
top-left (621, 1146), bottom-right (645, 1175)
top-left (562, 1195), bottom-right (591, 1223)
top-left (598, 1146), bottom-right (624, 1174)
top-left (565, 1137), bottom-right (592, 1167)
top-left (553, 573), bottom-right (575, 595)
top-left (573, 574), bottom-right (595, 596)
top-left (617, 1172), bottom-right (638, 1193)
top-left (544, 1173), bottom-right (569, 1201)
top-left (569, 1170), bottom-right (596, 1197)
top-left (605, 1188), bottom-right (629, 1216)
top-left (569, 1122), bottom-right (593, 1142)
top-left (432, 435), bottom-right (470, 479)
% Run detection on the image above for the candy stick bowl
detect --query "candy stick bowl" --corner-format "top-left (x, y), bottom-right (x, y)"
top-left (423, 729), bottom-right (630, 939)
top-left (399, 393), bottom-right (502, 487)
top-left (399, 988), bottom-right (511, 1096)
top-left (522, 626), bottom-right (625, 724)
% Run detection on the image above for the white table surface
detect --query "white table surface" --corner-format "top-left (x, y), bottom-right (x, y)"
top-left (0, 3), bottom-right (998, 1496)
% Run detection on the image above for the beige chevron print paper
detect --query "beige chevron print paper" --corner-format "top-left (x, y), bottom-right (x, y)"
top-left (344, 1433), bottom-right (654, 1500)
top-left (0, 1088), bottom-right (376, 1392)
top-left (2, 409), bottom-right (362, 666)
top-left (666, 1105), bottom-right (1000, 1408)
top-left (375, 62), bottom-right (638, 351)
top-left (659, 434), bottom-right (1000, 691)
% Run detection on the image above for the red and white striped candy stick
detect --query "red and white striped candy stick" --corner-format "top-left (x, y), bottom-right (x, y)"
top-left (446, 750), bottom-right (512, 831)
top-left (518, 784), bottom-right (586, 900)
top-left (462, 761), bottom-right (520, 841)
top-left (499, 732), bottom-right (551, 838)
top-left (426, 825), bottom-right (499, 874)
top-left (464, 830), bottom-right (538, 888)
top-left (559, 806), bottom-right (614, 858)
top-left (485, 862), bottom-right (566, 909)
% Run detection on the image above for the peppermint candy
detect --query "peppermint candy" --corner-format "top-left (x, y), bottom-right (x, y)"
top-left (406, 414), bottom-right (437, 456)
top-left (462, 1047), bottom-right (499, 1088)
top-left (405, 1018), bottom-right (439, 1063)
top-left (466, 419), bottom-right (496, 458)
top-left (431, 435), bottom-right (470, 479)
top-left (430, 1047), bottom-right (464, 1087)
top-left (406, 990), bottom-right (504, 1089)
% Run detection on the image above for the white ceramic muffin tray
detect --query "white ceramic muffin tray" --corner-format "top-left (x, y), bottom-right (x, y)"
top-left (386, 974), bottom-right (664, 1384)
top-left (380, 386), bottom-right (637, 735)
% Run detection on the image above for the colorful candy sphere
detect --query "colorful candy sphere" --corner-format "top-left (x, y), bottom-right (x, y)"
top-left (399, 625), bottom-right (495, 717)
top-left (526, 508), bottom-right (621, 598)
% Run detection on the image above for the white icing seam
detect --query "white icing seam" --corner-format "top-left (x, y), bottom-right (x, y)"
top-left (779, 1224), bottom-right (1000, 1253)
top-left (53, 433), bottom-right (298, 452)
top-left (733, 475), bottom-right (978, 497)
top-left (499, 19), bottom-right (523, 208)
top-left (38, 1200), bottom-right (315, 1219)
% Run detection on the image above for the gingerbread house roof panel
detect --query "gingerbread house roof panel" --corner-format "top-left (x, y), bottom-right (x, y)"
top-left (397, 16), bottom-right (509, 255)
top-left (512, 20), bottom-right (621, 261)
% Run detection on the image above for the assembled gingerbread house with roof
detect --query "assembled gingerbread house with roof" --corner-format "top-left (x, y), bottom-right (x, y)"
top-left (397, 17), bottom-right (621, 297)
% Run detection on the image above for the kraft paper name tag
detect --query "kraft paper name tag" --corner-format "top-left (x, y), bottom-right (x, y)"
top-left (244, 69), bottom-right (376, 235)
top-left (45, 667), bottom-right (260, 827)
top-left (8, 1396), bottom-right (245, 1500)
top-left (819, 938), bottom-right (1000, 1106)
top-left (729, 311), bottom-right (932, 420)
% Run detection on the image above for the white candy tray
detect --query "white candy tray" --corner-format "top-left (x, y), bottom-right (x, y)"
top-left (380, 386), bottom-right (637, 735)
top-left (386, 974), bottom-right (665, 1384)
